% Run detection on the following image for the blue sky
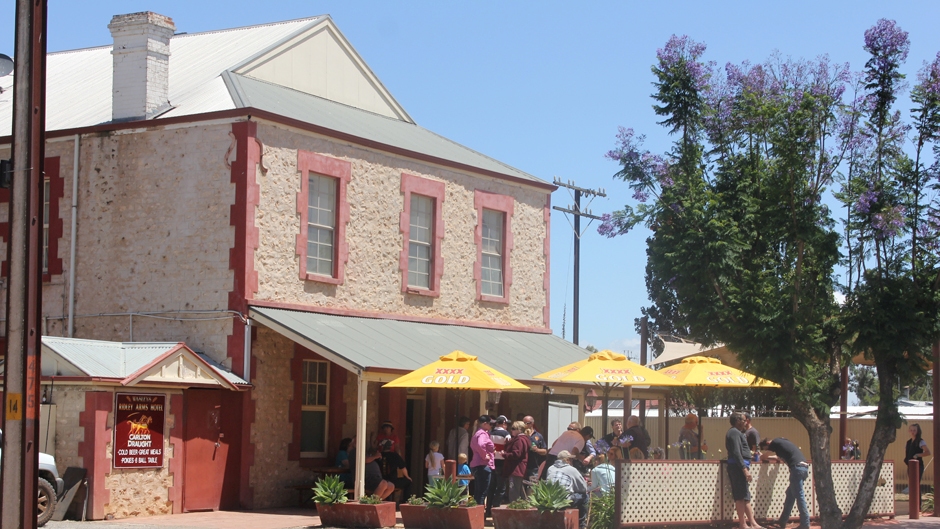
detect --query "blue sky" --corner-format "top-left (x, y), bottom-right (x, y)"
top-left (3, 1), bottom-right (940, 361)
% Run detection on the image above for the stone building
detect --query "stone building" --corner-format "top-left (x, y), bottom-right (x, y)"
top-left (0, 12), bottom-right (590, 519)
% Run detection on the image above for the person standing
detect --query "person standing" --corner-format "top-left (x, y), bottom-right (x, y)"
top-left (542, 422), bottom-right (586, 479)
top-left (426, 440), bottom-right (445, 484)
top-left (502, 421), bottom-right (529, 502)
top-left (546, 450), bottom-right (589, 529)
top-left (488, 415), bottom-right (511, 512)
top-left (904, 423), bottom-right (931, 479)
top-left (523, 415), bottom-right (547, 483)
top-left (469, 415), bottom-right (495, 507)
top-left (625, 416), bottom-right (651, 459)
top-left (600, 419), bottom-right (631, 457)
top-left (759, 437), bottom-right (810, 529)
top-left (744, 413), bottom-right (760, 462)
top-left (447, 416), bottom-right (471, 461)
top-left (725, 412), bottom-right (758, 529)
top-left (678, 413), bottom-right (706, 459)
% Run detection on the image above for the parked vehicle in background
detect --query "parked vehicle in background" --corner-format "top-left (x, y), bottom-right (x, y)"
top-left (0, 430), bottom-right (64, 526)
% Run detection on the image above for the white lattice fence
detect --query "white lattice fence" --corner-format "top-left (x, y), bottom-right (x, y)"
top-left (618, 461), bottom-right (722, 525)
top-left (617, 461), bottom-right (894, 527)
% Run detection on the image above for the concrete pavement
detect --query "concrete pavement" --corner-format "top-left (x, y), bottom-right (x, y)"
top-left (42, 509), bottom-right (940, 529)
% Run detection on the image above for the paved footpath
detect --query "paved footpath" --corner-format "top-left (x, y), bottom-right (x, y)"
top-left (43, 510), bottom-right (940, 529)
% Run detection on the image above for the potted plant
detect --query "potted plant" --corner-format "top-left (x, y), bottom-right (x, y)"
top-left (313, 475), bottom-right (396, 528)
top-left (423, 478), bottom-right (485, 529)
top-left (492, 480), bottom-right (578, 529)
top-left (400, 494), bottom-right (430, 529)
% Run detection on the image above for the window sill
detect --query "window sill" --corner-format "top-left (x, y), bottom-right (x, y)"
top-left (478, 294), bottom-right (509, 305)
top-left (405, 286), bottom-right (440, 298)
top-left (304, 273), bottom-right (343, 286)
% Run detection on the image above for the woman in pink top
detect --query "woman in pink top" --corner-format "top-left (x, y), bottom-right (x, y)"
top-left (470, 415), bottom-right (495, 506)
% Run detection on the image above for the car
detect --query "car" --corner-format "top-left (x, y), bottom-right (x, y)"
top-left (0, 430), bottom-right (64, 526)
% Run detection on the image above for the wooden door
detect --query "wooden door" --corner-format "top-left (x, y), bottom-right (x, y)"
top-left (183, 389), bottom-right (227, 511)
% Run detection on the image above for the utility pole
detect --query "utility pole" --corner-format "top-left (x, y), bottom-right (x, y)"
top-left (552, 178), bottom-right (605, 345)
top-left (2, 1), bottom-right (47, 528)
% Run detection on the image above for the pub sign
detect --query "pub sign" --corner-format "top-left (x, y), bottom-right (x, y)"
top-left (114, 393), bottom-right (166, 468)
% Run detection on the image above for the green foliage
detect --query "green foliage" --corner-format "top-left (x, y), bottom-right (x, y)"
top-left (506, 498), bottom-right (531, 510)
top-left (528, 480), bottom-right (572, 514)
top-left (424, 478), bottom-right (469, 509)
top-left (589, 490), bottom-right (617, 529)
top-left (312, 475), bottom-right (348, 505)
top-left (406, 494), bottom-right (426, 506)
top-left (358, 494), bottom-right (382, 505)
top-left (923, 489), bottom-right (934, 512)
top-left (465, 496), bottom-right (477, 507)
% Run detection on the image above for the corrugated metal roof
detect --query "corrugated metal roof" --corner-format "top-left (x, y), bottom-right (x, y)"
top-left (0, 17), bottom-right (323, 136)
top-left (0, 15), bottom-right (548, 187)
top-left (40, 336), bottom-right (248, 385)
top-left (225, 73), bottom-right (543, 184)
top-left (249, 306), bottom-right (589, 381)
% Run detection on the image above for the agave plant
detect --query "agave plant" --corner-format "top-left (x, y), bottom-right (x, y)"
top-left (406, 494), bottom-right (427, 506)
top-left (424, 478), bottom-right (467, 508)
top-left (506, 498), bottom-right (532, 510)
top-left (312, 475), bottom-right (348, 505)
top-left (528, 480), bottom-right (572, 513)
top-left (358, 494), bottom-right (383, 505)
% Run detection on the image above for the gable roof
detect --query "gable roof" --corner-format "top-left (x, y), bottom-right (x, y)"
top-left (37, 336), bottom-right (248, 390)
top-left (0, 15), bottom-right (549, 188)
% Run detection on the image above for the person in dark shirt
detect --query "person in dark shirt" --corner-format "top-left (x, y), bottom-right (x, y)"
top-left (624, 416), bottom-right (651, 459)
top-left (759, 437), bottom-right (809, 529)
top-left (379, 449), bottom-right (412, 501)
top-left (725, 412), bottom-right (757, 529)
top-left (523, 415), bottom-right (547, 482)
top-left (743, 413), bottom-right (760, 462)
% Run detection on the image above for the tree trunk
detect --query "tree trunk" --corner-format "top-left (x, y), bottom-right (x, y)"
top-left (788, 395), bottom-right (843, 529)
top-left (843, 367), bottom-right (899, 528)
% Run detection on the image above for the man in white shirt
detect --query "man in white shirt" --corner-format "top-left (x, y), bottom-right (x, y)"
top-left (541, 422), bottom-right (586, 479)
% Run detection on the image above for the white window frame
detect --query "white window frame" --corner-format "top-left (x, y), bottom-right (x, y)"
top-left (306, 174), bottom-right (337, 278)
top-left (481, 208), bottom-right (504, 297)
top-left (300, 359), bottom-right (330, 457)
top-left (408, 194), bottom-right (434, 289)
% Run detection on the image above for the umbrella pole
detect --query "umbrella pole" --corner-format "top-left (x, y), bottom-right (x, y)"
top-left (600, 383), bottom-right (609, 437)
top-left (663, 390), bottom-right (670, 459)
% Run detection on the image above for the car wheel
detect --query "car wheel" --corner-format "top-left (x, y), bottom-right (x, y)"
top-left (37, 477), bottom-right (57, 527)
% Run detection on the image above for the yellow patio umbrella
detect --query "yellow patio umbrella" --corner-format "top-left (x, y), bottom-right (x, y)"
top-left (383, 350), bottom-right (529, 390)
top-left (533, 349), bottom-right (684, 386)
top-left (657, 356), bottom-right (779, 388)
top-left (533, 350), bottom-right (683, 440)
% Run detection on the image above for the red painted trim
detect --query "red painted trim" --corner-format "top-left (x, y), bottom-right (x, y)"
top-left (225, 121), bottom-right (261, 508)
top-left (473, 190), bottom-right (514, 304)
top-left (0, 108), bottom-right (557, 192)
top-left (296, 150), bottom-right (351, 285)
top-left (0, 156), bottom-right (63, 280)
top-left (168, 393), bottom-right (184, 513)
top-left (543, 194), bottom-right (551, 329)
top-left (248, 299), bottom-right (552, 334)
top-left (78, 391), bottom-right (113, 520)
top-left (399, 173), bottom-right (445, 297)
top-left (288, 344), bottom-right (335, 461)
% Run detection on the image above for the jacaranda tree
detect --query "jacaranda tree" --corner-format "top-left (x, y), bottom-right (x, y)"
top-left (601, 22), bottom-right (940, 529)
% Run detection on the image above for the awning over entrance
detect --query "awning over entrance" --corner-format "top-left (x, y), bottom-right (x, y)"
top-left (248, 306), bottom-right (590, 381)
top-left (32, 336), bottom-right (249, 390)
top-left (647, 340), bottom-right (739, 369)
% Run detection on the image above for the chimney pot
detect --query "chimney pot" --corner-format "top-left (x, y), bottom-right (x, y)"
top-left (108, 12), bottom-right (176, 122)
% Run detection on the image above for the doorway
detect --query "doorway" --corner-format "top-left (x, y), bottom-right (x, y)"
top-left (405, 394), bottom-right (427, 495)
top-left (183, 389), bottom-right (228, 512)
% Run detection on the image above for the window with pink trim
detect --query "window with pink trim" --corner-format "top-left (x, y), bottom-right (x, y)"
top-left (473, 190), bottom-right (513, 304)
top-left (400, 173), bottom-right (445, 296)
top-left (296, 151), bottom-right (351, 285)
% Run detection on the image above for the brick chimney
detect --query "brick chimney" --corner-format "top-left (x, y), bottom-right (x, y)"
top-left (108, 12), bottom-right (176, 122)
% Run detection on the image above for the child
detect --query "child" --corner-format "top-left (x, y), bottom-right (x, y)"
top-left (426, 440), bottom-right (444, 483)
top-left (456, 453), bottom-right (471, 489)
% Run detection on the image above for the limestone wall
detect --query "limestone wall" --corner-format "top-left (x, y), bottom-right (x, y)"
top-left (253, 123), bottom-right (550, 329)
top-left (0, 126), bottom-right (237, 365)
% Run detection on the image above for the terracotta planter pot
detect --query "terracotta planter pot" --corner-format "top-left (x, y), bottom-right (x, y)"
top-left (491, 507), bottom-right (579, 529)
top-left (400, 503), bottom-right (431, 529)
top-left (315, 501), bottom-right (397, 528)
top-left (425, 504), bottom-right (485, 529)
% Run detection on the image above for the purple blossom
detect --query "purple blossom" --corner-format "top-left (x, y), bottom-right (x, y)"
top-left (872, 206), bottom-right (905, 240)
top-left (864, 19), bottom-right (910, 66)
top-left (657, 35), bottom-right (711, 91)
top-left (855, 188), bottom-right (879, 214)
top-left (597, 212), bottom-right (630, 238)
top-left (917, 52), bottom-right (940, 99)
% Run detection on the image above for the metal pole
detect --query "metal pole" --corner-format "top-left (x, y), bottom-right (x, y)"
top-left (639, 316), bottom-right (648, 423)
top-left (573, 190), bottom-right (580, 345)
top-left (1, 1), bottom-right (46, 528)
